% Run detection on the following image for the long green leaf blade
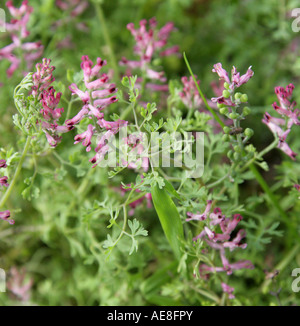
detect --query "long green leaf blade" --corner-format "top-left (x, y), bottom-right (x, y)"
top-left (151, 183), bottom-right (184, 260)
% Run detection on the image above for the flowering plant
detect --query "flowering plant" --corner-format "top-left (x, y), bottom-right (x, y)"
top-left (0, 0), bottom-right (299, 307)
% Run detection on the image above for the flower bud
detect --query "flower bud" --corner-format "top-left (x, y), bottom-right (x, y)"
top-left (227, 150), bottom-right (233, 160)
top-left (219, 107), bottom-right (229, 115)
top-left (234, 145), bottom-right (241, 153)
top-left (222, 134), bottom-right (230, 142)
top-left (240, 94), bottom-right (248, 103)
top-left (222, 90), bottom-right (231, 98)
top-left (234, 92), bottom-right (242, 100)
top-left (217, 102), bottom-right (226, 109)
top-left (229, 112), bottom-right (238, 120)
top-left (243, 106), bottom-right (251, 116)
top-left (233, 152), bottom-right (240, 160)
top-left (244, 128), bottom-right (254, 138)
top-left (223, 126), bottom-right (231, 134)
top-left (224, 82), bottom-right (230, 90)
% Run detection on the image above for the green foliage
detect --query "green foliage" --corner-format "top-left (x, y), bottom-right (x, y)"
top-left (0, 0), bottom-right (299, 307)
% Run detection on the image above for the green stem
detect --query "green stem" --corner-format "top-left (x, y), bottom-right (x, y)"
top-left (0, 136), bottom-right (31, 209)
top-left (261, 243), bottom-right (300, 294)
top-left (120, 104), bottom-right (133, 121)
top-left (94, 3), bottom-right (120, 80)
top-left (183, 52), bottom-right (288, 220)
top-left (206, 171), bottom-right (231, 189)
top-left (186, 107), bottom-right (195, 120)
top-left (249, 164), bottom-right (289, 220)
top-left (257, 137), bottom-right (278, 159)
top-left (183, 52), bottom-right (225, 128)
top-left (66, 99), bottom-right (73, 121)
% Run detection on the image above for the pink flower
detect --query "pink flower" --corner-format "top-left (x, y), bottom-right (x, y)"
top-left (186, 200), bottom-right (212, 221)
top-left (179, 76), bottom-right (202, 110)
top-left (212, 63), bottom-right (231, 85)
top-left (199, 260), bottom-right (254, 277)
top-left (74, 124), bottom-right (94, 152)
top-left (0, 160), bottom-right (7, 168)
top-left (120, 18), bottom-right (179, 93)
top-left (0, 210), bottom-right (15, 225)
top-left (32, 58), bottom-right (55, 96)
top-left (186, 204), bottom-right (253, 277)
top-left (211, 95), bottom-right (236, 107)
top-left (67, 56), bottom-right (117, 121)
top-left (0, 161), bottom-right (14, 225)
top-left (122, 133), bottom-right (149, 172)
top-left (262, 84), bottom-right (299, 160)
top-left (7, 267), bottom-right (33, 301)
top-left (0, 176), bottom-right (9, 187)
top-left (67, 56), bottom-right (128, 167)
top-left (69, 84), bottom-right (90, 103)
top-left (278, 140), bottom-right (297, 160)
top-left (231, 65), bottom-right (254, 88)
top-left (65, 106), bottom-right (89, 127)
top-left (212, 63), bottom-right (254, 92)
top-left (97, 119), bottom-right (128, 133)
top-left (56, 0), bottom-right (89, 17)
top-left (221, 282), bottom-right (235, 299)
top-left (0, 1), bottom-right (43, 78)
top-left (31, 58), bottom-right (72, 147)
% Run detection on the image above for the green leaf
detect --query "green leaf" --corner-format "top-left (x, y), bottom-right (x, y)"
top-left (163, 179), bottom-right (181, 200)
top-left (67, 69), bottom-right (74, 83)
top-left (151, 183), bottom-right (184, 260)
top-left (140, 261), bottom-right (178, 295)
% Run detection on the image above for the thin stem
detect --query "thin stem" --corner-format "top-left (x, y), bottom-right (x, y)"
top-left (183, 52), bottom-right (225, 128)
top-left (183, 52), bottom-right (288, 220)
top-left (66, 99), bottom-right (73, 121)
top-left (186, 108), bottom-right (195, 120)
top-left (120, 104), bottom-right (133, 121)
top-left (261, 243), bottom-right (300, 294)
top-left (206, 172), bottom-right (231, 189)
top-left (126, 191), bottom-right (147, 206)
top-left (0, 136), bottom-right (31, 209)
top-left (257, 137), bottom-right (278, 159)
top-left (249, 164), bottom-right (289, 221)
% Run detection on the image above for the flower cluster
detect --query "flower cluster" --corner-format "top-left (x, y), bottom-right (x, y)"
top-left (120, 17), bottom-right (179, 93)
top-left (0, 0), bottom-right (43, 78)
top-left (211, 63), bottom-right (253, 110)
top-left (180, 75), bottom-right (223, 132)
top-left (54, 0), bottom-right (89, 49)
top-left (262, 84), bottom-right (300, 160)
top-left (179, 76), bottom-right (202, 110)
top-left (186, 200), bottom-right (253, 279)
top-left (66, 55), bottom-right (127, 167)
top-left (7, 267), bottom-right (33, 302)
top-left (121, 133), bottom-right (149, 172)
top-left (0, 159), bottom-right (14, 225)
top-left (56, 0), bottom-right (89, 17)
top-left (221, 282), bottom-right (235, 299)
top-left (211, 63), bottom-right (255, 164)
top-left (211, 63), bottom-right (254, 105)
top-left (32, 58), bottom-right (72, 147)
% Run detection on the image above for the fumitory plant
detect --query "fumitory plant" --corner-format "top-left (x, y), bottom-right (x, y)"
top-left (0, 0), bottom-right (299, 307)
